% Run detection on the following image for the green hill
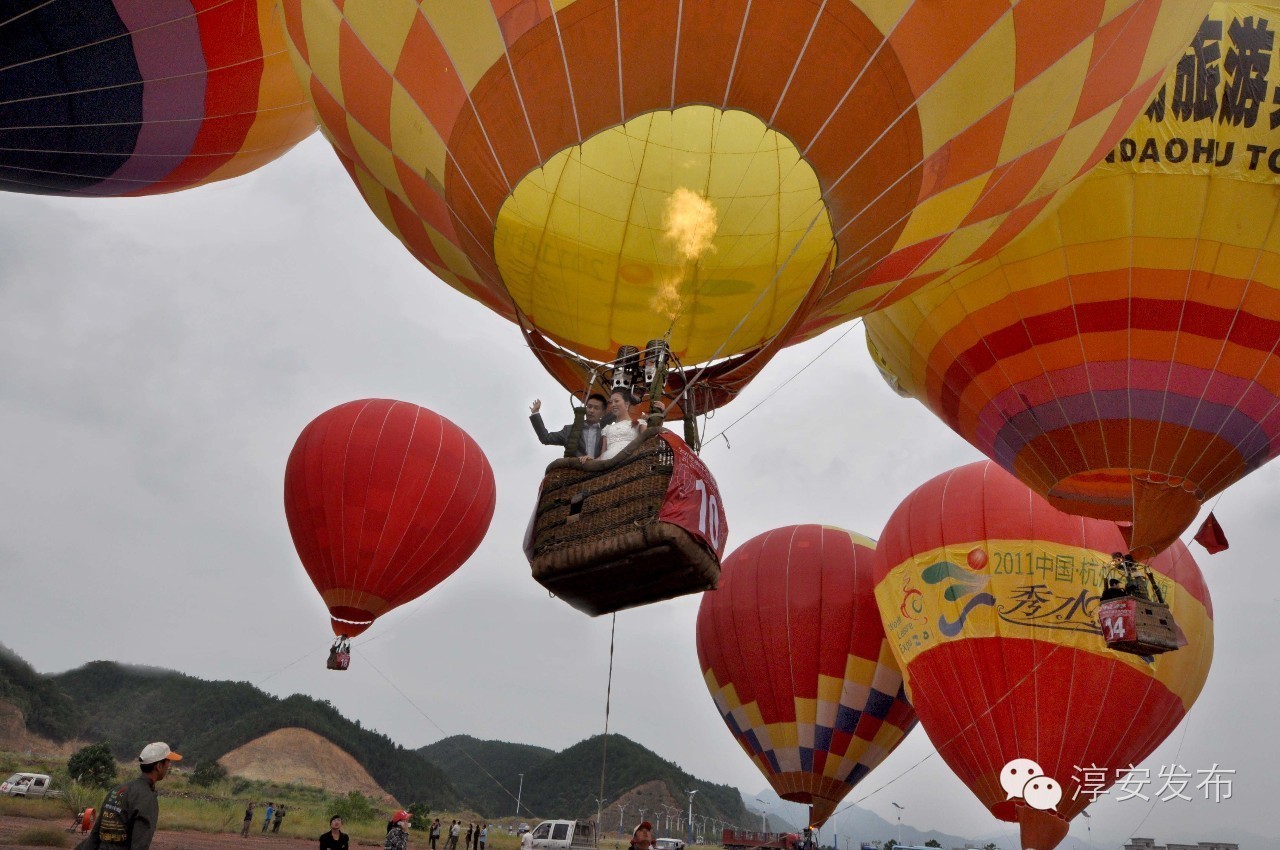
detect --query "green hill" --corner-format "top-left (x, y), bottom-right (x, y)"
top-left (417, 735), bottom-right (554, 812)
top-left (0, 644), bottom-right (85, 741)
top-left (420, 732), bottom-right (751, 826)
top-left (0, 650), bottom-right (460, 809)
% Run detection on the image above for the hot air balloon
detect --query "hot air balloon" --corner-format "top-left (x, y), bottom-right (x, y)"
top-left (0, 0), bottom-right (315, 197)
top-left (283, 399), bottom-right (496, 657)
top-left (874, 461), bottom-right (1212, 850)
top-left (866, 1), bottom-right (1280, 557)
top-left (278, 0), bottom-right (1210, 411)
top-left (696, 525), bottom-right (916, 827)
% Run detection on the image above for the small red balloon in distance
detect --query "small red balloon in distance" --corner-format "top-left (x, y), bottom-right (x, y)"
top-left (967, 547), bottom-right (988, 570)
top-left (284, 399), bottom-right (496, 637)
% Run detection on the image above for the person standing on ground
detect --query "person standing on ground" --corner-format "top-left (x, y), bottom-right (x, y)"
top-left (320, 816), bottom-right (349, 850)
top-left (464, 823), bottom-right (474, 850)
top-left (520, 827), bottom-right (533, 850)
top-left (241, 802), bottom-right (255, 838)
top-left (76, 742), bottom-right (182, 850)
top-left (429, 818), bottom-right (441, 850)
top-left (273, 804), bottom-right (287, 834)
top-left (449, 820), bottom-right (461, 850)
top-left (263, 802), bottom-right (275, 833)
top-left (384, 819), bottom-right (409, 850)
top-left (479, 824), bottom-right (487, 850)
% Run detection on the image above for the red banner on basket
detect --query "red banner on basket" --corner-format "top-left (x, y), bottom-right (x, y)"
top-left (657, 432), bottom-right (728, 558)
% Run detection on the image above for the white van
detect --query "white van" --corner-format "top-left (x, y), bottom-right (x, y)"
top-left (0, 773), bottom-right (56, 798)
top-left (529, 820), bottom-right (595, 850)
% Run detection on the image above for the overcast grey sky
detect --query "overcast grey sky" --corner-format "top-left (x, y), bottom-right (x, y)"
top-left (1, 137), bottom-right (1275, 849)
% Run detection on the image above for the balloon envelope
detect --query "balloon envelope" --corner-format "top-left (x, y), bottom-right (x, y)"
top-left (0, 0), bottom-right (315, 196)
top-left (874, 461), bottom-right (1213, 833)
top-left (866, 1), bottom-right (1280, 555)
top-left (696, 525), bottom-right (916, 827)
top-left (279, 0), bottom-right (1208, 401)
top-left (284, 399), bottom-right (496, 637)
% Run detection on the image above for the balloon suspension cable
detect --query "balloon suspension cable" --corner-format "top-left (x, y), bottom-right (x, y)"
top-left (701, 319), bottom-right (863, 450)
top-left (598, 613), bottom-right (617, 826)
top-left (355, 646), bottom-right (538, 820)
top-left (824, 644), bottom-right (1067, 822)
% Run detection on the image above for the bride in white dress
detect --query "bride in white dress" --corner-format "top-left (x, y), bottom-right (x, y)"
top-left (598, 389), bottom-right (646, 460)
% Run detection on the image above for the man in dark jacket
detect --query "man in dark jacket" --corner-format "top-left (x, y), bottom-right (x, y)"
top-left (77, 742), bottom-right (181, 850)
top-left (529, 394), bottom-right (612, 458)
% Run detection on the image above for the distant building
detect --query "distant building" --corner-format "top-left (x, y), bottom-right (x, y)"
top-left (1124, 839), bottom-right (1238, 850)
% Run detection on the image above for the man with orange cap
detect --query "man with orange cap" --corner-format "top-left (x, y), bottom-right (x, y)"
top-left (76, 742), bottom-right (181, 850)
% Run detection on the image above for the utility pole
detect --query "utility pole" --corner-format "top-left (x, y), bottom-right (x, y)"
top-left (618, 804), bottom-right (628, 837)
top-left (516, 774), bottom-right (524, 819)
top-left (684, 790), bottom-right (697, 846)
top-left (754, 799), bottom-right (768, 833)
top-left (890, 803), bottom-right (903, 848)
top-left (596, 799), bottom-right (604, 848)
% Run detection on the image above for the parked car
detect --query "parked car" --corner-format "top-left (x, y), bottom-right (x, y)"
top-left (529, 820), bottom-right (595, 850)
top-left (1, 773), bottom-right (60, 798)
top-left (654, 839), bottom-right (685, 850)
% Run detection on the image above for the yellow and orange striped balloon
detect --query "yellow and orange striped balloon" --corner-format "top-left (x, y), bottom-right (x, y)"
top-left (867, 2), bottom-right (1280, 556)
top-left (278, 0), bottom-right (1210, 402)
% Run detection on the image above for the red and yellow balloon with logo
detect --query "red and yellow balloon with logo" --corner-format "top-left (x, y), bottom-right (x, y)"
top-left (874, 461), bottom-right (1212, 849)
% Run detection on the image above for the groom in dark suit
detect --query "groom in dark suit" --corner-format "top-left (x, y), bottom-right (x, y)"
top-left (529, 393), bottom-right (611, 458)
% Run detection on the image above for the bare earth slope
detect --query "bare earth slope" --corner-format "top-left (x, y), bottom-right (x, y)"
top-left (219, 727), bottom-right (399, 804)
top-left (0, 700), bottom-right (87, 757)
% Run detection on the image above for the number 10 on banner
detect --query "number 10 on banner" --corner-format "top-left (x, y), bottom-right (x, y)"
top-left (695, 479), bottom-right (721, 551)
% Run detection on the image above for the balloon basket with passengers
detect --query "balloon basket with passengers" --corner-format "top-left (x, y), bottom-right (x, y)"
top-left (1097, 552), bottom-right (1181, 656)
top-left (525, 340), bottom-right (728, 616)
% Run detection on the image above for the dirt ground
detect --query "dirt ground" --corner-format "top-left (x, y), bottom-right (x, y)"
top-left (0, 814), bottom-right (388, 849)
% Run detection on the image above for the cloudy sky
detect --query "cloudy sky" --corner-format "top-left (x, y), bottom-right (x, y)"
top-left (1, 136), bottom-right (1275, 849)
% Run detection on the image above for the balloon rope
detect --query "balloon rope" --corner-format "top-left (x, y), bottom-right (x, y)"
top-left (598, 613), bottom-right (618, 833)
top-left (700, 319), bottom-right (862, 449)
top-left (356, 646), bottom-right (539, 820)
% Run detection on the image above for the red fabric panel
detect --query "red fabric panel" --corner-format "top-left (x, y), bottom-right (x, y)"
top-left (1193, 511), bottom-right (1229, 554)
top-left (154, 0), bottom-right (263, 188)
top-left (658, 433), bottom-right (728, 558)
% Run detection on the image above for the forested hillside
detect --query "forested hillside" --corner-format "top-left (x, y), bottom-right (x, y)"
top-left (420, 733), bottom-right (750, 825)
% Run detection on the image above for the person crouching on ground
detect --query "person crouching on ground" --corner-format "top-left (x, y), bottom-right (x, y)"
top-left (77, 742), bottom-right (181, 850)
top-left (320, 815), bottom-right (349, 850)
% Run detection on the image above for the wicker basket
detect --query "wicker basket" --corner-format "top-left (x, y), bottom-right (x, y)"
top-left (530, 427), bottom-right (720, 616)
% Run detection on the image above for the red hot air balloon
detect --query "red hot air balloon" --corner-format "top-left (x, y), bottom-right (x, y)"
top-left (696, 525), bottom-right (916, 828)
top-left (284, 399), bottom-right (496, 639)
top-left (874, 461), bottom-right (1213, 849)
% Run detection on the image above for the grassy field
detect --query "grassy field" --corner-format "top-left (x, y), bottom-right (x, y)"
top-left (1, 752), bottom-right (725, 849)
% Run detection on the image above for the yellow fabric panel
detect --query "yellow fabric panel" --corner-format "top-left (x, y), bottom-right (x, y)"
top-left (894, 174), bottom-right (992, 251)
top-left (997, 39), bottom-right (1092, 166)
top-left (767, 724), bottom-right (799, 749)
top-left (419, 3), bottom-right (506, 93)
top-left (354, 120), bottom-right (403, 190)
top-left (793, 697), bottom-right (817, 726)
top-left (1029, 103), bottom-right (1122, 203)
top-left (822, 526), bottom-right (878, 550)
top-left (389, 83), bottom-right (449, 186)
top-left (299, 3), bottom-right (346, 110)
top-left (842, 653), bottom-right (877, 688)
top-left (915, 12), bottom-right (1016, 159)
top-left (876, 540), bottom-right (1214, 708)
top-left (854, 0), bottom-right (914, 39)
top-left (1136, 2), bottom-right (1234, 82)
top-left (344, 0), bottom-right (417, 70)
top-left (816, 674), bottom-right (845, 705)
top-left (910, 216), bottom-right (1003, 277)
top-left (493, 106), bottom-right (833, 363)
top-left (429, 230), bottom-right (483, 284)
